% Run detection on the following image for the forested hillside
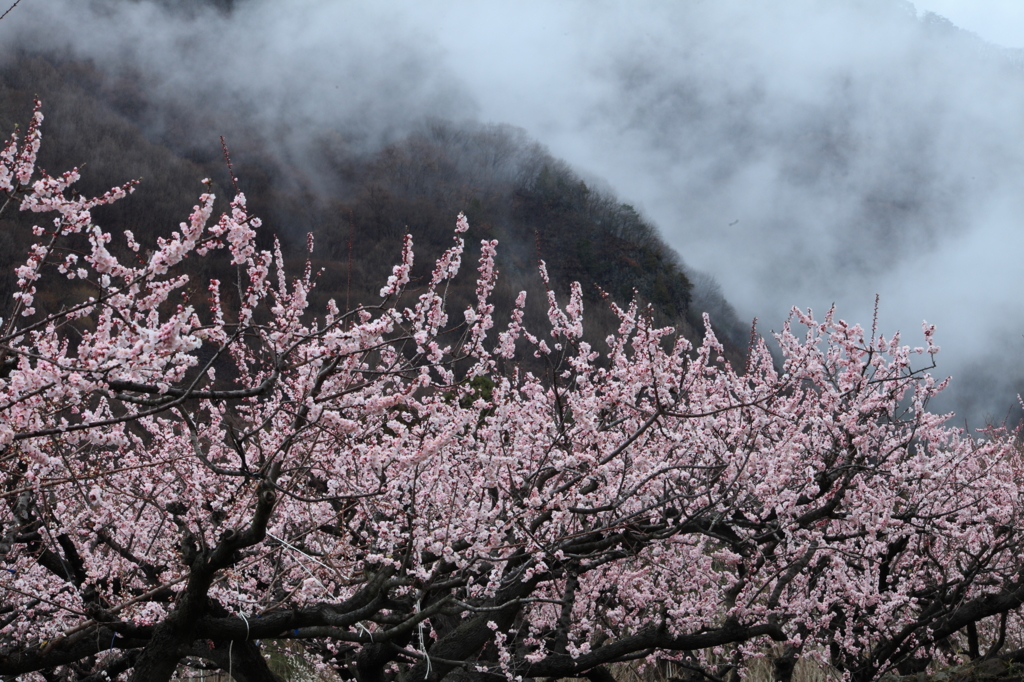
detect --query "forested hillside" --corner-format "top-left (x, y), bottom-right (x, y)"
top-left (0, 49), bottom-right (747, 365)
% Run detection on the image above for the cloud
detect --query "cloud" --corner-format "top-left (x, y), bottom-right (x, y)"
top-left (435, 0), bottom-right (1024, 421)
top-left (0, 0), bottom-right (477, 156)
top-left (3, 0), bottom-right (1024, 422)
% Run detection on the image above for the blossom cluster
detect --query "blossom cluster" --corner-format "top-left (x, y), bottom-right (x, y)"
top-left (0, 103), bottom-right (1021, 682)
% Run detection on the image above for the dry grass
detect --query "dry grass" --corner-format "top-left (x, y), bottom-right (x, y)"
top-left (603, 648), bottom-right (839, 682)
top-left (170, 629), bottom-right (1024, 682)
top-left (172, 640), bottom-right (342, 682)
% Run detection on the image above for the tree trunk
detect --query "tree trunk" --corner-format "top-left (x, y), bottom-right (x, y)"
top-left (773, 647), bottom-right (798, 682)
top-left (191, 639), bottom-right (285, 682)
top-left (126, 624), bottom-right (189, 682)
top-left (888, 649), bottom-right (1024, 682)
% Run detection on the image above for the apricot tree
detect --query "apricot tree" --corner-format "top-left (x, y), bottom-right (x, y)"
top-left (0, 102), bottom-right (1022, 682)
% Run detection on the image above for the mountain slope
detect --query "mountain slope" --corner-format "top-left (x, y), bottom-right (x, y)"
top-left (0, 49), bottom-right (747, 366)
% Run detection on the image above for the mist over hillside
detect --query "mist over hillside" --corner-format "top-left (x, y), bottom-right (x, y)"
top-left (2, 0), bottom-right (1023, 423)
top-left (0, 46), bottom-right (730, 376)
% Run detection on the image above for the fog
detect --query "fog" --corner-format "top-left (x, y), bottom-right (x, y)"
top-left (3, 0), bottom-right (1024, 424)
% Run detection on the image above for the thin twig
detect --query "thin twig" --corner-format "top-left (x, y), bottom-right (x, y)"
top-left (0, 0), bottom-right (21, 23)
top-left (220, 136), bottom-right (240, 195)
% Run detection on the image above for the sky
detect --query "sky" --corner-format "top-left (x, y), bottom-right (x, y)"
top-left (912, 0), bottom-right (1024, 48)
top-left (2, 0), bottom-right (1024, 424)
